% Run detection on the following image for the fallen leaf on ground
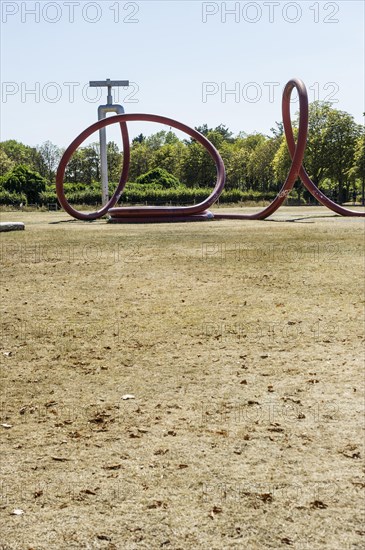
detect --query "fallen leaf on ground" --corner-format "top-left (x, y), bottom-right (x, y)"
top-left (45, 401), bottom-right (58, 408)
top-left (209, 506), bottom-right (223, 518)
top-left (310, 500), bottom-right (328, 509)
top-left (257, 493), bottom-right (273, 503)
top-left (154, 449), bottom-right (169, 455)
top-left (146, 500), bottom-right (167, 509)
top-left (81, 489), bottom-right (97, 495)
top-left (281, 537), bottom-right (293, 545)
top-left (340, 444), bottom-right (361, 459)
top-left (103, 464), bottom-right (122, 470)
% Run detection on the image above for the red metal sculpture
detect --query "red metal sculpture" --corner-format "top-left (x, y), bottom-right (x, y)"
top-left (56, 79), bottom-right (364, 221)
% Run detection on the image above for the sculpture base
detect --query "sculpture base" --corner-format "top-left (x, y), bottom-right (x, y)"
top-left (107, 210), bottom-right (214, 223)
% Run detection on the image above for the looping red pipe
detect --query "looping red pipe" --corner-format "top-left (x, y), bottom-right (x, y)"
top-left (56, 78), bottom-right (364, 221)
top-left (284, 113), bottom-right (365, 217)
top-left (56, 114), bottom-right (226, 221)
top-left (214, 78), bottom-right (309, 220)
top-left (56, 121), bottom-right (130, 220)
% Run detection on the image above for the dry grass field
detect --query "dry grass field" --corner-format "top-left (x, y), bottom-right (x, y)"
top-left (0, 206), bottom-right (364, 550)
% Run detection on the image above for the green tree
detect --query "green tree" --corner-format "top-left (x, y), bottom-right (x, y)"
top-left (273, 103), bottom-right (361, 203)
top-left (145, 131), bottom-right (169, 151)
top-left (247, 137), bottom-right (281, 191)
top-left (220, 140), bottom-right (249, 190)
top-left (270, 122), bottom-right (284, 138)
top-left (36, 140), bottom-right (61, 183)
top-left (273, 103), bottom-right (334, 190)
top-left (352, 133), bottom-right (365, 178)
top-left (0, 140), bottom-right (42, 172)
top-left (303, 102), bottom-right (332, 186)
top-left (0, 149), bottom-right (15, 177)
top-left (227, 134), bottom-right (266, 189)
top-left (151, 143), bottom-right (184, 178)
top-left (323, 109), bottom-right (361, 202)
top-left (81, 144), bottom-right (100, 184)
top-left (241, 133), bottom-right (266, 153)
top-left (195, 124), bottom-right (234, 142)
top-left (2, 165), bottom-right (46, 203)
top-left (165, 131), bottom-right (180, 145)
top-left (180, 141), bottom-right (216, 187)
top-left (348, 133), bottom-right (365, 204)
top-left (128, 142), bottom-right (153, 181)
top-left (132, 133), bottom-right (145, 144)
top-left (298, 102), bottom-right (360, 202)
top-left (65, 149), bottom-right (84, 183)
top-left (107, 141), bottom-right (122, 182)
top-left (272, 131), bottom-right (306, 202)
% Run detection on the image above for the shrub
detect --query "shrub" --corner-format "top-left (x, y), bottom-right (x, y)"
top-left (39, 190), bottom-right (58, 204)
top-left (2, 165), bottom-right (47, 203)
top-left (0, 189), bottom-right (27, 205)
top-left (136, 168), bottom-right (180, 188)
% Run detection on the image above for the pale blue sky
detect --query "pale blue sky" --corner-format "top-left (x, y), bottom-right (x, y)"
top-left (1, 0), bottom-right (364, 148)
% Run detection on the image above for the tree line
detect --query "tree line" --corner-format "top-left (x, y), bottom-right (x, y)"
top-left (0, 101), bottom-right (364, 206)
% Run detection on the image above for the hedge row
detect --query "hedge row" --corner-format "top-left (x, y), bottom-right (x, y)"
top-left (40, 186), bottom-right (277, 206)
top-left (0, 190), bottom-right (27, 205)
top-left (1, 185), bottom-right (308, 208)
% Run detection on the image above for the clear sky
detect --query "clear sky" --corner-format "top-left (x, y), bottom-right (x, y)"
top-left (1, 0), bottom-right (364, 148)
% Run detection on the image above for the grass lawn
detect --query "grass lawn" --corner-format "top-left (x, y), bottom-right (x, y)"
top-left (0, 206), bottom-right (364, 549)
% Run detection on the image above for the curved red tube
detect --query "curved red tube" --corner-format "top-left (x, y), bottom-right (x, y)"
top-left (56, 79), bottom-right (364, 221)
top-left (56, 114), bottom-right (225, 221)
top-left (214, 78), bottom-right (308, 220)
top-left (56, 121), bottom-right (130, 220)
top-left (215, 78), bottom-right (364, 219)
top-left (284, 121), bottom-right (365, 217)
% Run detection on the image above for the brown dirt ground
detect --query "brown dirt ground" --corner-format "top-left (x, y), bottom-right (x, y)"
top-left (0, 206), bottom-right (364, 550)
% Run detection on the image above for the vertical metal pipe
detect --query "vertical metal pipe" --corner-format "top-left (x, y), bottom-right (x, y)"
top-left (98, 107), bottom-right (108, 205)
top-left (98, 105), bottom-right (125, 206)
